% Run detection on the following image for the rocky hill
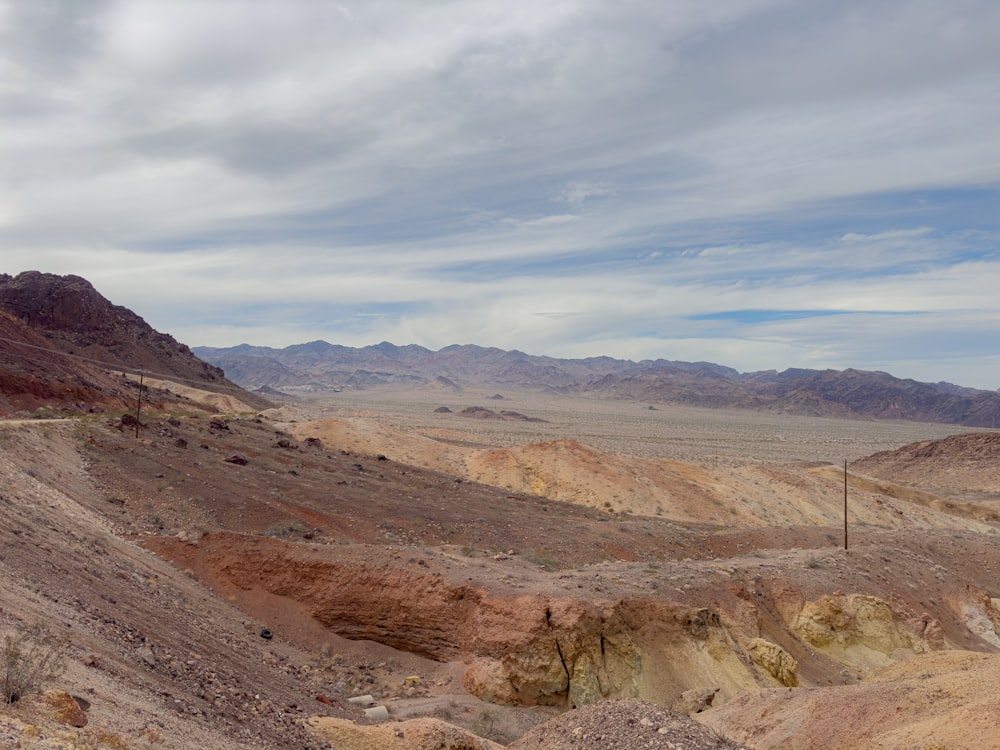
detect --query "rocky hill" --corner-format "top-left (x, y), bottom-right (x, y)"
top-left (0, 304), bottom-right (130, 414)
top-left (852, 431), bottom-right (1000, 501)
top-left (0, 271), bottom-right (268, 415)
top-left (195, 341), bottom-right (1000, 427)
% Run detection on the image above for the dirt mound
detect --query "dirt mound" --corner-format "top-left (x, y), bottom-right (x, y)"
top-left (464, 438), bottom-right (726, 520)
top-left (292, 416), bottom-right (467, 475)
top-left (456, 406), bottom-right (544, 422)
top-left (853, 432), bottom-right (1000, 499)
top-left (124, 374), bottom-right (256, 414)
top-left (507, 698), bottom-right (748, 749)
top-left (703, 651), bottom-right (1000, 749)
top-left (867, 431), bottom-right (1000, 461)
top-left (308, 715), bottom-right (503, 749)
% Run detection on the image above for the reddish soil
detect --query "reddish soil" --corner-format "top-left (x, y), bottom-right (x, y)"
top-left (3, 402), bottom-right (1000, 748)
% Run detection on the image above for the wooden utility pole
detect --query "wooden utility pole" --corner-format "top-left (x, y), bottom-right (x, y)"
top-left (135, 370), bottom-right (144, 439)
top-left (843, 458), bottom-right (848, 550)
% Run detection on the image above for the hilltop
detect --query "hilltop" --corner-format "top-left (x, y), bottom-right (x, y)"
top-left (0, 272), bottom-right (268, 415)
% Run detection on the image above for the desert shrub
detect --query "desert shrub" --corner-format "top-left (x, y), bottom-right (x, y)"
top-left (528, 549), bottom-right (557, 569)
top-left (265, 519), bottom-right (306, 538)
top-left (433, 703), bottom-right (454, 721)
top-left (473, 709), bottom-right (498, 740)
top-left (2, 624), bottom-right (68, 704)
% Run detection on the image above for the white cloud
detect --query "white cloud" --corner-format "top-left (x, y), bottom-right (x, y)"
top-left (840, 228), bottom-right (934, 244)
top-left (1, 0), bottom-right (999, 389)
top-left (556, 181), bottom-right (617, 206)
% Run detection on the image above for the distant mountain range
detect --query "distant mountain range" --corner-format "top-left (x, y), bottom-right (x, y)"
top-left (194, 340), bottom-right (1000, 428)
top-left (2, 270), bottom-right (996, 427)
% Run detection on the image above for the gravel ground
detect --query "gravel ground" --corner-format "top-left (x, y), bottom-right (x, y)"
top-left (508, 699), bottom-right (750, 750)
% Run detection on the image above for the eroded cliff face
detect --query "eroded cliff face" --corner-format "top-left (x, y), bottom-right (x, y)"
top-left (147, 522), bottom-right (1000, 723)
top-left (462, 599), bottom-right (765, 708)
top-left (953, 588), bottom-right (1000, 649)
top-left (151, 534), bottom-right (813, 710)
top-left (780, 592), bottom-right (935, 670)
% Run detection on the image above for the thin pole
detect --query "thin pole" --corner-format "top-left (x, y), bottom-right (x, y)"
top-left (843, 458), bottom-right (848, 550)
top-left (135, 370), bottom-right (144, 439)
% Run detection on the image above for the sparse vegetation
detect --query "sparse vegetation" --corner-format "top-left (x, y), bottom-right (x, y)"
top-left (265, 519), bottom-right (307, 537)
top-left (1, 623), bottom-right (68, 704)
top-left (528, 549), bottom-right (558, 569)
top-left (433, 702), bottom-right (455, 721)
top-left (30, 408), bottom-right (64, 420)
top-left (472, 708), bottom-right (500, 741)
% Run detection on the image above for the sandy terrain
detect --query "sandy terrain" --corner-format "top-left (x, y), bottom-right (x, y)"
top-left (2, 386), bottom-right (1000, 748)
top-left (122, 373), bottom-right (257, 415)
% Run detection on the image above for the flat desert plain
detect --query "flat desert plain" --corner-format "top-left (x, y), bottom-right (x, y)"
top-left (299, 386), bottom-right (987, 462)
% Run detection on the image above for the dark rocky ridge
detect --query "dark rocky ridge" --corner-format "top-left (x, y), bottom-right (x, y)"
top-left (0, 271), bottom-right (224, 382)
top-left (196, 341), bottom-right (1000, 428)
top-left (0, 305), bottom-right (131, 414)
top-left (0, 271), bottom-right (268, 414)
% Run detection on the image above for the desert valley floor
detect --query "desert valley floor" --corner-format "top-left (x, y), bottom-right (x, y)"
top-left (3, 384), bottom-right (1000, 749)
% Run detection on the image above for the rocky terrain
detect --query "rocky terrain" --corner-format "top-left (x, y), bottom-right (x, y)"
top-left (4, 272), bottom-right (1000, 748)
top-left (3, 387), bottom-right (1000, 748)
top-left (853, 431), bottom-right (1000, 505)
top-left (0, 272), bottom-right (267, 416)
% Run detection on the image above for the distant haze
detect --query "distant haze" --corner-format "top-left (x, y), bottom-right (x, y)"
top-left (1, 1), bottom-right (998, 388)
top-left (195, 341), bottom-right (1000, 428)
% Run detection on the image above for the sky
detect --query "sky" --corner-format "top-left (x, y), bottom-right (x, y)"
top-left (1, 1), bottom-right (999, 389)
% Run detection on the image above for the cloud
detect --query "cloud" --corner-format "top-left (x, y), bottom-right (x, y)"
top-left (1, 0), bottom-right (999, 389)
top-left (840, 228), bottom-right (934, 244)
top-left (556, 181), bottom-right (618, 206)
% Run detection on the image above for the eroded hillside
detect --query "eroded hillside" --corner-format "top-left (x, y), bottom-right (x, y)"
top-left (288, 414), bottom-right (998, 530)
top-left (3, 393), bottom-right (1000, 748)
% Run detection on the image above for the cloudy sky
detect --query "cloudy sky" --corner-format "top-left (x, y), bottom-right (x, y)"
top-left (2, 1), bottom-right (999, 388)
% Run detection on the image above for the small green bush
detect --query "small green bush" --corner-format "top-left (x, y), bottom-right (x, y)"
top-left (2, 624), bottom-right (68, 704)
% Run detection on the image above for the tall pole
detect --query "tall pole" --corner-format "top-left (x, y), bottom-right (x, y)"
top-left (843, 458), bottom-right (848, 550)
top-left (135, 370), bottom-right (144, 439)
